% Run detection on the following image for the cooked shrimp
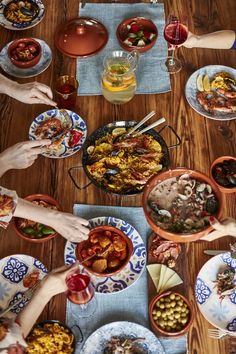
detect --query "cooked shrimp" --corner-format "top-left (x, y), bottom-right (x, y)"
top-left (217, 88), bottom-right (236, 98)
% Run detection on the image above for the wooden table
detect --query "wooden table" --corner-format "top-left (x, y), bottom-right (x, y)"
top-left (0, 0), bottom-right (235, 353)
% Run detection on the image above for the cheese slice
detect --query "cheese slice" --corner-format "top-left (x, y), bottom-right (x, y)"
top-left (160, 272), bottom-right (183, 293)
top-left (160, 267), bottom-right (176, 290)
top-left (147, 264), bottom-right (162, 291)
top-left (157, 264), bottom-right (168, 293)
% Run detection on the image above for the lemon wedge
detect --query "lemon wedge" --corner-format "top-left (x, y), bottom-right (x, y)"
top-left (203, 74), bottom-right (211, 91)
top-left (196, 74), bottom-right (204, 92)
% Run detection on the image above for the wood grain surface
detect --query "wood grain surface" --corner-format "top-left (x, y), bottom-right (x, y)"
top-left (0, 0), bottom-right (235, 353)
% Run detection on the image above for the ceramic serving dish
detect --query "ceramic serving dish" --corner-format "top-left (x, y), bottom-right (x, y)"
top-left (210, 155), bottom-right (236, 194)
top-left (8, 37), bottom-right (41, 68)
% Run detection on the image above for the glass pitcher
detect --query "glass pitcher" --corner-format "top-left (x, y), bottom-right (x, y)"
top-left (101, 50), bottom-right (139, 104)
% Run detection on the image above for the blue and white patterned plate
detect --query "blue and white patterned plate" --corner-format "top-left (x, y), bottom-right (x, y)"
top-left (0, 254), bottom-right (48, 316)
top-left (185, 65), bottom-right (236, 121)
top-left (81, 321), bottom-right (165, 354)
top-left (0, 0), bottom-right (45, 30)
top-left (0, 38), bottom-right (52, 78)
top-left (29, 109), bottom-right (87, 158)
top-left (195, 252), bottom-right (236, 334)
top-left (64, 217), bottom-right (146, 294)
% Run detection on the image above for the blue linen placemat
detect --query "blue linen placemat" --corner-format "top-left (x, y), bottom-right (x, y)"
top-left (76, 3), bottom-right (171, 95)
top-left (66, 204), bottom-right (187, 354)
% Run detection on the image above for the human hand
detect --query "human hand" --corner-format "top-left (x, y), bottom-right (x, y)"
top-left (0, 140), bottom-right (51, 175)
top-left (181, 31), bottom-right (198, 48)
top-left (201, 217), bottom-right (236, 241)
top-left (51, 212), bottom-right (90, 242)
top-left (11, 81), bottom-right (57, 106)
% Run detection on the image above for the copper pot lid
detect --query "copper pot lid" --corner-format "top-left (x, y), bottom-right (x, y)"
top-left (55, 17), bottom-right (109, 58)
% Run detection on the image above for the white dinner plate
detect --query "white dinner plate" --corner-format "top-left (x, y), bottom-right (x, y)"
top-left (29, 109), bottom-right (87, 159)
top-left (0, 0), bottom-right (45, 30)
top-left (0, 38), bottom-right (52, 78)
top-left (195, 252), bottom-right (236, 334)
top-left (81, 321), bottom-right (165, 354)
top-left (0, 254), bottom-right (48, 315)
top-left (185, 65), bottom-right (236, 121)
top-left (64, 216), bottom-right (147, 294)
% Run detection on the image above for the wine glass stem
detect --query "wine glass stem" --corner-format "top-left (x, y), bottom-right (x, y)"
top-left (169, 47), bottom-right (176, 65)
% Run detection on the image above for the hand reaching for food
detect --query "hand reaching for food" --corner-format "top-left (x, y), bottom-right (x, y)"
top-left (201, 217), bottom-right (236, 241)
top-left (0, 140), bottom-right (51, 177)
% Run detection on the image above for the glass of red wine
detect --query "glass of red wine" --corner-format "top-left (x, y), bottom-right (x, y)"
top-left (163, 15), bottom-right (188, 74)
top-left (66, 268), bottom-right (96, 318)
top-left (55, 75), bottom-right (78, 109)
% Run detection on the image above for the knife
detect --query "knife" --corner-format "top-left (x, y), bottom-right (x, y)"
top-left (204, 250), bottom-right (228, 256)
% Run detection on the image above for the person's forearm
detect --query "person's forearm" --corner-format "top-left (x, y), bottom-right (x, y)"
top-left (188, 30), bottom-right (236, 49)
top-left (16, 284), bottom-right (52, 337)
top-left (0, 74), bottom-right (19, 97)
top-left (0, 155), bottom-right (9, 177)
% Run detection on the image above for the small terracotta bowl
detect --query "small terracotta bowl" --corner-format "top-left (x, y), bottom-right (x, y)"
top-left (210, 156), bottom-right (236, 194)
top-left (116, 17), bottom-right (158, 53)
top-left (8, 38), bottom-right (42, 69)
top-left (13, 194), bottom-right (62, 243)
top-left (149, 291), bottom-right (194, 337)
top-left (142, 168), bottom-right (223, 243)
top-left (76, 225), bottom-right (133, 277)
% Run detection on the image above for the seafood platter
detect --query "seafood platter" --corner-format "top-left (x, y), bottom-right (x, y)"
top-left (185, 65), bottom-right (236, 120)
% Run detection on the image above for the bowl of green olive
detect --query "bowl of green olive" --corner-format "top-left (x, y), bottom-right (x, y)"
top-left (13, 194), bottom-right (62, 243)
top-left (149, 291), bottom-right (194, 337)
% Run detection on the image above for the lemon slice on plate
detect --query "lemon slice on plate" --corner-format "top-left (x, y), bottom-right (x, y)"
top-left (196, 74), bottom-right (204, 92)
top-left (203, 74), bottom-right (211, 91)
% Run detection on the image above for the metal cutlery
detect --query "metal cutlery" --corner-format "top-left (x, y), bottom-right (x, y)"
top-left (208, 328), bottom-right (228, 339)
top-left (132, 117), bottom-right (166, 136)
top-left (0, 281), bottom-right (40, 318)
top-left (204, 250), bottom-right (228, 256)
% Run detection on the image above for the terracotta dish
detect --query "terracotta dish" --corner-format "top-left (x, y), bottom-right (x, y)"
top-left (13, 194), bottom-right (62, 243)
top-left (142, 168), bottom-right (223, 242)
top-left (210, 156), bottom-right (236, 194)
top-left (116, 17), bottom-right (158, 53)
top-left (149, 291), bottom-right (194, 337)
top-left (76, 225), bottom-right (133, 277)
top-left (8, 38), bottom-right (41, 68)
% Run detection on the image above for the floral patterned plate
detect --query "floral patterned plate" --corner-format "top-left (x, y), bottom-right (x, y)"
top-left (195, 252), bottom-right (236, 334)
top-left (0, 254), bottom-right (48, 315)
top-left (29, 109), bottom-right (87, 158)
top-left (81, 321), bottom-right (165, 354)
top-left (0, 0), bottom-right (45, 30)
top-left (64, 217), bottom-right (146, 294)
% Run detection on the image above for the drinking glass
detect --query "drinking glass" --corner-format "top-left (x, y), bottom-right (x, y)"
top-left (66, 268), bottom-right (96, 318)
top-left (55, 75), bottom-right (78, 109)
top-left (163, 15), bottom-right (188, 74)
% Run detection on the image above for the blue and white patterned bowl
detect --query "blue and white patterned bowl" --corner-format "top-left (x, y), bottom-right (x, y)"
top-left (81, 321), bottom-right (165, 354)
top-left (0, 254), bottom-right (48, 315)
top-left (0, 0), bottom-right (45, 30)
top-left (29, 109), bottom-right (87, 158)
top-left (64, 217), bottom-right (146, 294)
top-left (185, 65), bottom-right (236, 121)
top-left (195, 252), bottom-right (236, 334)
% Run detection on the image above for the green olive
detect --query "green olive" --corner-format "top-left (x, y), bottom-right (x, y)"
top-left (159, 304), bottom-right (165, 309)
top-left (156, 311), bottom-right (162, 317)
top-left (174, 313), bottom-right (180, 319)
top-left (170, 293), bottom-right (175, 300)
top-left (170, 301), bottom-right (176, 307)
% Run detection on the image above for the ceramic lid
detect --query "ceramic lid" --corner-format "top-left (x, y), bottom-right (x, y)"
top-left (55, 17), bottom-right (109, 58)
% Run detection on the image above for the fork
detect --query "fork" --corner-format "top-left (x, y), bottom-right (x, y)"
top-left (0, 281), bottom-right (41, 318)
top-left (208, 328), bottom-right (228, 339)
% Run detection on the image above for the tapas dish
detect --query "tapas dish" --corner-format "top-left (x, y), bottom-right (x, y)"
top-left (195, 252), bottom-right (236, 333)
top-left (81, 321), bottom-right (165, 354)
top-left (64, 217), bottom-right (146, 294)
top-left (185, 65), bottom-right (236, 121)
top-left (210, 156), bottom-right (236, 193)
top-left (8, 37), bottom-right (41, 68)
top-left (29, 109), bottom-right (87, 158)
top-left (147, 264), bottom-right (183, 294)
top-left (149, 233), bottom-right (181, 267)
top-left (0, 38), bottom-right (52, 78)
top-left (0, 254), bottom-right (47, 314)
top-left (0, 0), bottom-right (45, 30)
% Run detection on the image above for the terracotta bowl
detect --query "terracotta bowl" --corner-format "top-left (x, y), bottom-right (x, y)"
top-left (210, 155), bottom-right (236, 194)
top-left (116, 17), bottom-right (158, 53)
top-left (76, 225), bottom-right (133, 277)
top-left (142, 168), bottom-right (223, 243)
top-left (13, 194), bottom-right (62, 243)
top-left (149, 291), bottom-right (194, 337)
top-left (8, 38), bottom-right (41, 69)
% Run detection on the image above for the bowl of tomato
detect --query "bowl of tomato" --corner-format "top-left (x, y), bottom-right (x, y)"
top-left (13, 194), bottom-right (62, 243)
top-left (8, 38), bottom-right (42, 69)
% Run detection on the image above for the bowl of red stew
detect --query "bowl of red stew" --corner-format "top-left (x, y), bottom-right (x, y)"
top-left (13, 194), bottom-right (62, 243)
top-left (116, 17), bottom-right (158, 53)
top-left (76, 225), bottom-right (133, 277)
top-left (8, 38), bottom-right (42, 69)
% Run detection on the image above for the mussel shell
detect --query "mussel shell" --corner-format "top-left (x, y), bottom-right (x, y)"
top-left (205, 196), bottom-right (219, 215)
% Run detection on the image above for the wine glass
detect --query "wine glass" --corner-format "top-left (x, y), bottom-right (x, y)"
top-left (66, 268), bottom-right (96, 318)
top-left (163, 15), bottom-right (188, 74)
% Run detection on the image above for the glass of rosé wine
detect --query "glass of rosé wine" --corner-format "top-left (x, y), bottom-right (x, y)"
top-left (163, 15), bottom-right (188, 74)
top-left (66, 268), bottom-right (97, 318)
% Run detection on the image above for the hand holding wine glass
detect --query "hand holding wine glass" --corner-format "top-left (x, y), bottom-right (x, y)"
top-left (163, 15), bottom-right (188, 73)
